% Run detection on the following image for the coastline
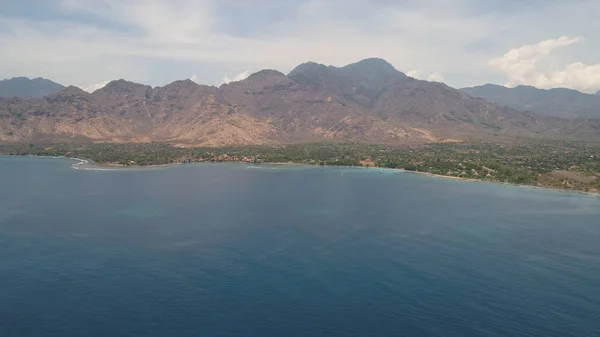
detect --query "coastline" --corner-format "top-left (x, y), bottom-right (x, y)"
top-left (266, 161), bottom-right (600, 197)
top-left (66, 157), bottom-right (180, 170)
top-left (405, 168), bottom-right (600, 197)
top-left (8, 154), bottom-right (600, 197)
top-left (95, 162), bottom-right (179, 168)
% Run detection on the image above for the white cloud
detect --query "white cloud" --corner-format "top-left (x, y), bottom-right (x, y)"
top-left (223, 71), bottom-right (251, 84)
top-left (407, 70), bottom-right (444, 82)
top-left (490, 36), bottom-right (600, 93)
top-left (0, 0), bottom-right (494, 86)
top-left (1, 1), bottom-right (600, 90)
top-left (83, 80), bottom-right (109, 92)
top-left (427, 73), bottom-right (444, 82)
top-left (189, 75), bottom-right (199, 83)
top-left (61, 0), bottom-right (217, 43)
top-left (407, 70), bottom-right (421, 78)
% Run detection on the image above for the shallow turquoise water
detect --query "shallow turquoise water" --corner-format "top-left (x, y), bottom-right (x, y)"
top-left (1, 156), bottom-right (600, 336)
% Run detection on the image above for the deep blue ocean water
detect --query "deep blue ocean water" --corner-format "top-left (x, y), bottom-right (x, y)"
top-left (1, 156), bottom-right (600, 337)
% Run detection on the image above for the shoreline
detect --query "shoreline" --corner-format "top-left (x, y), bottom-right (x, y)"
top-left (405, 169), bottom-right (600, 197)
top-left (9, 154), bottom-right (600, 197)
top-left (67, 157), bottom-right (181, 170)
top-left (95, 162), bottom-right (179, 168)
top-left (265, 162), bottom-right (600, 197)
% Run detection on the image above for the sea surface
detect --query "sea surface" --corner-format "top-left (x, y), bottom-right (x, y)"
top-left (1, 156), bottom-right (600, 337)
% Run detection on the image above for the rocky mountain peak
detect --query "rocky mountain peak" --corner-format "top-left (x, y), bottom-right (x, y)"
top-left (342, 58), bottom-right (403, 75)
top-left (160, 79), bottom-right (203, 90)
top-left (289, 58), bottom-right (407, 106)
top-left (101, 79), bottom-right (150, 93)
top-left (247, 69), bottom-right (286, 79)
top-left (45, 85), bottom-right (91, 103)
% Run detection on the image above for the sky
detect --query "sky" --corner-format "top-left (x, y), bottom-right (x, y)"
top-left (1, 0), bottom-right (600, 93)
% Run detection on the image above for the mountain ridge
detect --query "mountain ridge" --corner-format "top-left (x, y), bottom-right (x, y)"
top-left (461, 84), bottom-right (600, 119)
top-left (1, 59), bottom-right (600, 145)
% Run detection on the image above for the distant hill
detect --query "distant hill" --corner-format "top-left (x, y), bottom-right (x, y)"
top-left (0, 77), bottom-right (65, 99)
top-left (1, 60), bottom-right (599, 145)
top-left (461, 84), bottom-right (600, 119)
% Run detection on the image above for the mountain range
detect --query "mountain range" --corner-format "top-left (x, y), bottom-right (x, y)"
top-left (1, 58), bottom-right (599, 146)
top-left (461, 84), bottom-right (600, 119)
